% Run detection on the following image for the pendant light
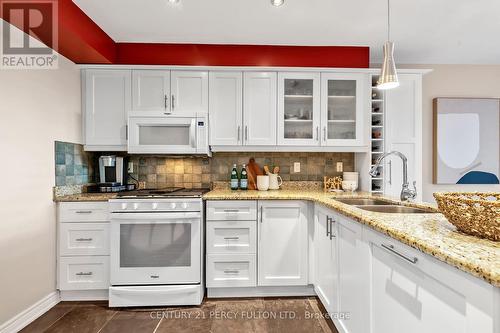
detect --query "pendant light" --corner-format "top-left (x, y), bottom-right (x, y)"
top-left (377, 0), bottom-right (399, 90)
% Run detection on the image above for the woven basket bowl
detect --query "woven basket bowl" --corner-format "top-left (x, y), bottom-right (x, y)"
top-left (433, 192), bottom-right (500, 241)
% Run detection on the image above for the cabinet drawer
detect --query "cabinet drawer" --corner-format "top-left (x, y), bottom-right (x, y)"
top-left (206, 201), bottom-right (257, 221)
top-left (59, 202), bottom-right (109, 222)
top-left (59, 223), bottom-right (110, 256)
top-left (59, 256), bottom-right (109, 290)
top-left (206, 220), bottom-right (256, 254)
top-left (206, 254), bottom-right (256, 288)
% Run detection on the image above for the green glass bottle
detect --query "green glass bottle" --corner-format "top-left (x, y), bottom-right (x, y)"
top-left (230, 164), bottom-right (239, 190)
top-left (240, 164), bottom-right (248, 190)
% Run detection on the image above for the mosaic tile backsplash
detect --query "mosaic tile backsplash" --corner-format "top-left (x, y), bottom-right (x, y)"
top-left (128, 152), bottom-right (354, 189)
top-left (55, 141), bottom-right (94, 186)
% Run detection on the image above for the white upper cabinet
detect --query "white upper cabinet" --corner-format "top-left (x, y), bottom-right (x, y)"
top-left (83, 69), bottom-right (130, 151)
top-left (321, 73), bottom-right (367, 147)
top-left (384, 74), bottom-right (422, 200)
top-left (258, 200), bottom-right (308, 286)
top-left (243, 72), bottom-right (277, 146)
top-left (278, 72), bottom-right (321, 146)
top-left (209, 72), bottom-right (243, 146)
top-left (170, 71), bottom-right (208, 115)
top-left (131, 70), bottom-right (170, 115)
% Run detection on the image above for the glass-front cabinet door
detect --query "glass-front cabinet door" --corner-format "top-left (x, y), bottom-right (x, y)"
top-left (321, 73), bottom-right (367, 146)
top-left (278, 72), bottom-right (321, 146)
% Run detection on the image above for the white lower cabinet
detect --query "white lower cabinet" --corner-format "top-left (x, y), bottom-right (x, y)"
top-left (314, 205), bottom-right (339, 314)
top-left (206, 254), bottom-right (257, 288)
top-left (365, 227), bottom-right (498, 333)
top-left (57, 202), bottom-right (110, 299)
top-left (258, 200), bottom-right (309, 286)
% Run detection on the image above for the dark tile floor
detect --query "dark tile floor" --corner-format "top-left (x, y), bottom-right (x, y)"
top-left (21, 297), bottom-right (338, 333)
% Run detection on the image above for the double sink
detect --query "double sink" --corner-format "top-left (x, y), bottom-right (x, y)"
top-left (334, 198), bottom-right (436, 214)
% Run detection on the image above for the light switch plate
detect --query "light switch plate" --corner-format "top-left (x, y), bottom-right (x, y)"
top-left (336, 162), bottom-right (343, 172)
top-left (128, 162), bottom-right (134, 174)
top-left (293, 162), bottom-right (301, 173)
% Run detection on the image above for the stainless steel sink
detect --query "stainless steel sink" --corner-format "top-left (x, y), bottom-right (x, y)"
top-left (334, 198), bottom-right (391, 206)
top-left (357, 205), bottom-right (436, 214)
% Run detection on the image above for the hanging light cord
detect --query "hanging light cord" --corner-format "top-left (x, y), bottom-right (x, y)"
top-left (387, 0), bottom-right (391, 41)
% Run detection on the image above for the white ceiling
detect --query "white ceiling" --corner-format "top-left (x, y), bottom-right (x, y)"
top-left (73, 0), bottom-right (500, 64)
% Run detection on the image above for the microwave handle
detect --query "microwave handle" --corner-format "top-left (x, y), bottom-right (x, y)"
top-left (190, 119), bottom-right (197, 148)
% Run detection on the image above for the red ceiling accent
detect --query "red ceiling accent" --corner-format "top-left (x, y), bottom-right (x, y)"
top-left (1, 0), bottom-right (369, 68)
top-left (116, 43), bottom-right (369, 68)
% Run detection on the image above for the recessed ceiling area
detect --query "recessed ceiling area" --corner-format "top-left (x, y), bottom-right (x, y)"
top-left (72, 0), bottom-right (500, 64)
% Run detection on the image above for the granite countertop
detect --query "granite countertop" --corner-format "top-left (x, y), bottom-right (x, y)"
top-left (54, 192), bottom-right (118, 202)
top-left (203, 189), bottom-right (500, 287)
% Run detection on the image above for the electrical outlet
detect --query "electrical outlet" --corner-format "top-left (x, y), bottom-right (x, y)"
top-left (128, 162), bottom-right (134, 174)
top-left (336, 162), bottom-right (343, 172)
top-left (293, 162), bottom-right (301, 173)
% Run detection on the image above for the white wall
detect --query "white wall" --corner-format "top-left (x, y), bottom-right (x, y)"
top-left (403, 65), bottom-right (500, 202)
top-left (0, 21), bottom-right (82, 324)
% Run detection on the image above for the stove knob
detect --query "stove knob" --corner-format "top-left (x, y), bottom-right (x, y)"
top-left (181, 202), bottom-right (188, 209)
top-left (152, 203), bottom-right (158, 210)
top-left (170, 202), bottom-right (177, 209)
top-left (133, 203), bottom-right (139, 210)
top-left (121, 203), bottom-right (128, 210)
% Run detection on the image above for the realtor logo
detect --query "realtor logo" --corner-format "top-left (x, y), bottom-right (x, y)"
top-left (1, 0), bottom-right (58, 69)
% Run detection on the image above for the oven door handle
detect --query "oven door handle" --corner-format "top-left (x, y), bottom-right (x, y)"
top-left (110, 212), bottom-right (201, 221)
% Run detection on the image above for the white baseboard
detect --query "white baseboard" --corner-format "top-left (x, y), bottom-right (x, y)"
top-left (0, 291), bottom-right (60, 333)
top-left (207, 285), bottom-right (316, 298)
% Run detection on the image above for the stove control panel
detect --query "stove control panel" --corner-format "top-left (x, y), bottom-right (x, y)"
top-left (109, 199), bottom-right (202, 212)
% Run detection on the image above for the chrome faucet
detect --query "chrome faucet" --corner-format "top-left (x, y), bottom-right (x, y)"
top-left (369, 151), bottom-right (417, 201)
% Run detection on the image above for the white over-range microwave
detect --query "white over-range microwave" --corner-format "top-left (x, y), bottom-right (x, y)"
top-left (128, 114), bottom-right (209, 154)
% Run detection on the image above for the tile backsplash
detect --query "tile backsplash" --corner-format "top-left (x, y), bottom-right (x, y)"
top-left (54, 141), bottom-right (94, 186)
top-left (128, 152), bottom-right (354, 189)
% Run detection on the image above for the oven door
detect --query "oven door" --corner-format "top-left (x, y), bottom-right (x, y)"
top-left (128, 116), bottom-right (197, 154)
top-left (110, 212), bottom-right (201, 285)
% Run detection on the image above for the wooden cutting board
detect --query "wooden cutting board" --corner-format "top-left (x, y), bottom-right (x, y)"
top-left (246, 158), bottom-right (263, 190)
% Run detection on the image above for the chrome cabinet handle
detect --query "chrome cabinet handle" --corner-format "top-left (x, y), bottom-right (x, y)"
top-left (381, 243), bottom-right (418, 264)
top-left (323, 127), bottom-right (327, 142)
top-left (245, 126), bottom-right (248, 142)
top-left (150, 275), bottom-right (160, 279)
top-left (223, 209), bottom-right (240, 213)
top-left (329, 217), bottom-right (336, 239)
top-left (76, 272), bottom-right (93, 276)
top-left (224, 237), bottom-right (240, 240)
top-left (388, 160), bottom-right (392, 185)
top-left (326, 216), bottom-right (330, 237)
top-left (125, 125), bottom-right (128, 140)
top-left (171, 95), bottom-right (175, 110)
top-left (224, 270), bottom-right (240, 274)
top-left (316, 126), bottom-right (319, 141)
top-left (75, 238), bottom-right (93, 242)
top-left (260, 206), bottom-right (263, 223)
top-left (75, 210), bottom-right (92, 214)
top-left (164, 94), bottom-right (168, 110)
top-left (237, 126), bottom-right (241, 142)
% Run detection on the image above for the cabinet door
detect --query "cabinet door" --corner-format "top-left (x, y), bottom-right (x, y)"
top-left (84, 69), bottom-right (130, 151)
top-left (384, 74), bottom-right (422, 200)
top-left (209, 72), bottom-right (243, 146)
top-left (258, 200), bottom-right (308, 286)
top-left (321, 73), bottom-right (367, 147)
top-left (278, 72), bottom-right (321, 146)
top-left (243, 72), bottom-right (277, 146)
top-left (171, 71), bottom-right (208, 115)
top-left (314, 205), bottom-right (338, 314)
top-left (336, 214), bottom-right (370, 333)
top-left (131, 70), bottom-right (170, 115)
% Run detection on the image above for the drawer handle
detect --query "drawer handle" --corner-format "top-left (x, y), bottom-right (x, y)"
top-left (75, 238), bottom-right (93, 242)
top-left (381, 244), bottom-right (418, 264)
top-left (150, 275), bottom-right (160, 279)
top-left (223, 209), bottom-right (240, 213)
top-left (75, 272), bottom-right (93, 276)
top-left (223, 237), bottom-right (240, 240)
top-left (75, 210), bottom-right (92, 214)
top-left (223, 270), bottom-right (240, 274)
